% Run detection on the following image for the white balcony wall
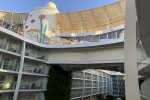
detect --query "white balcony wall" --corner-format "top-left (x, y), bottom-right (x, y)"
top-left (46, 47), bottom-right (124, 64)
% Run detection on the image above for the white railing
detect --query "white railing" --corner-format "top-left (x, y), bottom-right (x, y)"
top-left (26, 29), bottom-right (124, 46)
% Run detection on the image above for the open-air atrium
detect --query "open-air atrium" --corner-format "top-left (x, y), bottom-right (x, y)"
top-left (0, 0), bottom-right (149, 100)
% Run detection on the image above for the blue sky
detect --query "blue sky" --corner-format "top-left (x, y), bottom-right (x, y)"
top-left (0, 0), bottom-right (118, 13)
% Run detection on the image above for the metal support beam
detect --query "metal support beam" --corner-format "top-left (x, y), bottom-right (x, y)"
top-left (124, 0), bottom-right (140, 100)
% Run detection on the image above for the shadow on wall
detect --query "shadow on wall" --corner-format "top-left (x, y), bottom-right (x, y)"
top-left (44, 65), bottom-right (72, 100)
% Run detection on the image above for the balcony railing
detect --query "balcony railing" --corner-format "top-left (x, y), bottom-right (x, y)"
top-left (23, 65), bottom-right (44, 74)
top-left (140, 94), bottom-right (150, 100)
top-left (84, 89), bottom-right (91, 96)
top-left (71, 90), bottom-right (83, 98)
top-left (0, 60), bottom-right (19, 72)
top-left (0, 39), bottom-right (22, 54)
top-left (72, 72), bottom-right (83, 79)
top-left (26, 29), bottom-right (124, 46)
top-left (20, 82), bottom-right (42, 90)
top-left (0, 81), bottom-right (16, 90)
top-left (25, 49), bottom-right (47, 61)
top-left (0, 18), bottom-right (24, 36)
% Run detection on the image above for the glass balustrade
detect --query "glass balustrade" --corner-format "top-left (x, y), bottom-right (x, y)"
top-left (20, 82), bottom-right (42, 90)
top-left (72, 80), bottom-right (83, 88)
top-left (25, 49), bottom-right (46, 61)
top-left (71, 89), bottom-right (83, 98)
top-left (0, 81), bottom-right (16, 90)
top-left (0, 38), bottom-right (22, 54)
top-left (0, 60), bottom-right (19, 72)
top-left (26, 29), bottom-right (124, 46)
top-left (0, 18), bottom-right (124, 47)
top-left (0, 18), bottom-right (24, 36)
top-left (23, 65), bottom-right (44, 74)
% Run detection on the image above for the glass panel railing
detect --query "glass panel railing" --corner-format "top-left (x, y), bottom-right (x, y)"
top-left (0, 81), bottom-right (16, 90)
top-left (72, 72), bottom-right (83, 79)
top-left (0, 60), bottom-right (19, 72)
top-left (25, 49), bottom-right (47, 61)
top-left (84, 89), bottom-right (91, 96)
top-left (0, 39), bottom-right (22, 54)
top-left (7, 43), bottom-right (22, 54)
top-left (23, 65), bottom-right (44, 74)
top-left (71, 89), bottom-right (83, 98)
top-left (26, 29), bottom-right (124, 46)
top-left (0, 18), bottom-right (24, 36)
top-left (20, 82), bottom-right (42, 90)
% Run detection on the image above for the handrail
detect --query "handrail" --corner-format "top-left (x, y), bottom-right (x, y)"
top-left (140, 94), bottom-right (150, 100)
top-left (25, 48), bottom-right (47, 60)
top-left (23, 64), bottom-right (44, 74)
top-left (0, 60), bottom-right (19, 71)
top-left (0, 18), bottom-right (24, 36)
top-left (26, 29), bottom-right (124, 46)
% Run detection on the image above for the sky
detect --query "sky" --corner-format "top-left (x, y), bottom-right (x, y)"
top-left (0, 0), bottom-right (118, 13)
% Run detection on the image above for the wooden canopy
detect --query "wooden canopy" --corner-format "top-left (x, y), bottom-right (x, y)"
top-left (56, 0), bottom-right (125, 33)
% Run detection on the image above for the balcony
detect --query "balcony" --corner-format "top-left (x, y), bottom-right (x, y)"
top-left (0, 81), bottom-right (16, 90)
top-left (0, 36), bottom-right (22, 54)
top-left (70, 89), bottom-right (83, 98)
top-left (20, 82), bottom-right (42, 90)
top-left (23, 65), bottom-right (44, 75)
top-left (0, 60), bottom-right (19, 72)
top-left (25, 49), bottom-right (47, 61)
top-left (85, 81), bottom-right (92, 87)
top-left (0, 18), bottom-right (24, 36)
top-left (17, 92), bottom-right (42, 100)
top-left (84, 89), bottom-right (91, 96)
top-left (72, 72), bottom-right (83, 79)
top-left (92, 88), bottom-right (98, 94)
top-left (26, 29), bottom-right (124, 46)
top-left (72, 80), bottom-right (83, 88)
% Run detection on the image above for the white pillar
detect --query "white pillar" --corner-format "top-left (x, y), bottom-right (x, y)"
top-left (124, 0), bottom-right (140, 100)
top-left (13, 41), bottom-right (26, 100)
